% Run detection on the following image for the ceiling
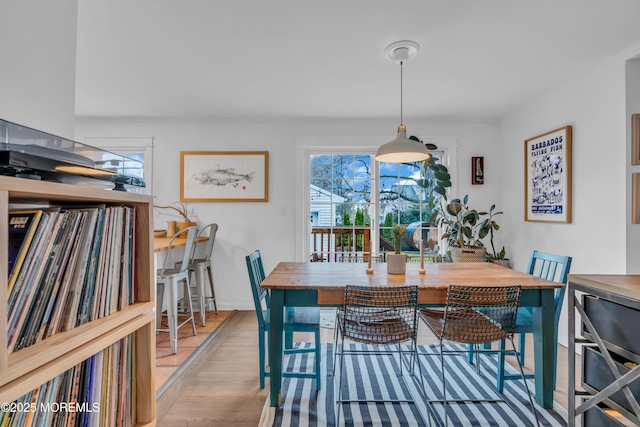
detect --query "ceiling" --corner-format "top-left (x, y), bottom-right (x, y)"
top-left (75, 0), bottom-right (640, 121)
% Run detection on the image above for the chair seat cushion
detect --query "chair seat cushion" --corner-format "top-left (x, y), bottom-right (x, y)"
top-left (420, 307), bottom-right (510, 344)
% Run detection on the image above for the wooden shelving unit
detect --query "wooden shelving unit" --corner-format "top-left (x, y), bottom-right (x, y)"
top-left (0, 176), bottom-right (156, 426)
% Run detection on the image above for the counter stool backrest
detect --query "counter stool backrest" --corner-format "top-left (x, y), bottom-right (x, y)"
top-left (193, 223), bottom-right (218, 263)
top-left (159, 226), bottom-right (198, 277)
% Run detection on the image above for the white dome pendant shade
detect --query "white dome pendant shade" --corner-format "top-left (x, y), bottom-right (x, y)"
top-left (375, 124), bottom-right (431, 163)
top-left (375, 41), bottom-right (431, 163)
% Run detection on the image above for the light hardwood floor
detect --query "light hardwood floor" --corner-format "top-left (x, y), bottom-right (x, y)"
top-left (157, 310), bottom-right (574, 426)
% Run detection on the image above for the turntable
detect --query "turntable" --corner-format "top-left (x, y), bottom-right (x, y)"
top-left (0, 118), bottom-right (146, 191)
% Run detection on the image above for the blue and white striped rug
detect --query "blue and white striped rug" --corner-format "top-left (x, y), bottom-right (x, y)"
top-left (260, 343), bottom-right (567, 427)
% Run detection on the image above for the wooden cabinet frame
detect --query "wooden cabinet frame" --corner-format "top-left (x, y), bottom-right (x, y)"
top-left (0, 176), bottom-right (156, 426)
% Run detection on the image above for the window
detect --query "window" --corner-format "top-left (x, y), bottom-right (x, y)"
top-left (309, 154), bottom-right (373, 262)
top-left (379, 156), bottom-right (444, 256)
top-left (84, 137), bottom-right (154, 194)
top-left (298, 136), bottom-right (456, 262)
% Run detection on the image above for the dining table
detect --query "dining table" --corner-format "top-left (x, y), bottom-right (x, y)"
top-left (260, 261), bottom-right (564, 409)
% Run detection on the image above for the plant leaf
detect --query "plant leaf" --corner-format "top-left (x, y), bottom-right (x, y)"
top-left (447, 201), bottom-right (463, 215)
top-left (434, 171), bottom-right (451, 181)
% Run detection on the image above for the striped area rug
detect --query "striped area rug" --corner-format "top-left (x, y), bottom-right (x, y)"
top-left (260, 343), bottom-right (567, 427)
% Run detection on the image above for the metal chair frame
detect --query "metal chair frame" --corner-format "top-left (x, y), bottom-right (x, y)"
top-left (420, 285), bottom-right (540, 427)
top-left (156, 226), bottom-right (198, 354)
top-left (245, 250), bottom-right (321, 390)
top-left (333, 285), bottom-right (425, 426)
top-left (185, 223), bottom-right (219, 325)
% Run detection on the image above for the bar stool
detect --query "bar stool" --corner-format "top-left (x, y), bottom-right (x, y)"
top-left (182, 223), bottom-right (218, 326)
top-left (157, 226), bottom-right (198, 354)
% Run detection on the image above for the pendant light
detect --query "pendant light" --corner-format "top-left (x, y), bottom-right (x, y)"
top-left (375, 41), bottom-right (431, 163)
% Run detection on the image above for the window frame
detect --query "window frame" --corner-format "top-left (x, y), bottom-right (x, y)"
top-left (83, 136), bottom-right (154, 194)
top-left (295, 136), bottom-right (457, 262)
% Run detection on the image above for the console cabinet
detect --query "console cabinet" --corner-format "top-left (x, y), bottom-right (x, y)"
top-left (0, 176), bottom-right (156, 426)
top-left (568, 274), bottom-right (640, 427)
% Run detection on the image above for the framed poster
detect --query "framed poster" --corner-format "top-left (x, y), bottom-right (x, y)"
top-left (471, 156), bottom-right (484, 185)
top-left (180, 151), bottom-right (269, 202)
top-left (524, 126), bottom-right (572, 223)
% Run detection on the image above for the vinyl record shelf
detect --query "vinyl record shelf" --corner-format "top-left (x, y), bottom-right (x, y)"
top-left (0, 176), bottom-right (156, 426)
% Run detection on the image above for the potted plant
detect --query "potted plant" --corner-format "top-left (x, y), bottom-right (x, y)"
top-left (489, 246), bottom-right (511, 268)
top-left (430, 195), bottom-right (502, 262)
top-left (387, 225), bottom-right (407, 274)
top-left (484, 205), bottom-right (510, 266)
top-left (154, 202), bottom-right (197, 234)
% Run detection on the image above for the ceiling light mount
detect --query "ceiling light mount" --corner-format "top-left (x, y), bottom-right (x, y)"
top-left (376, 40), bottom-right (431, 163)
top-left (384, 40), bottom-right (420, 64)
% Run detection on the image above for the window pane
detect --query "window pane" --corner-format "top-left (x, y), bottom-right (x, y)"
top-left (310, 155), bottom-right (332, 179)
top-left (378, 159), bottom-right (437, 255)
top-left (354, 155), bottom-right (371, 179)
top-left (332, 179), bottom-right (353, 201)
top-left (309, 152), bottom-right (374, 262)
top-left (332, 154), bottom-right (354, 179)
top-left (353, 180), bottom-right (371, 204)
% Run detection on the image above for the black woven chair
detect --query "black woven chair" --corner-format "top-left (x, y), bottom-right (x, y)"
top-left (333, 285), bottom-right (424, 426)
top-left (420, 285), bottom-right (540, 427)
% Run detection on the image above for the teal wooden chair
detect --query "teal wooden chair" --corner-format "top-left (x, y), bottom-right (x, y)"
top-left (495, 250), bottom-right (572, 392)
top-left (245, 250), bottom-right (321, 390)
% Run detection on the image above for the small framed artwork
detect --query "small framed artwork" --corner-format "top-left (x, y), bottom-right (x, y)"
top-left (471, 156), bottom-right (484, 185)
top-left (524, 126), bottom-right (572, 223)
top-left (180, 151), bottom-right (269, 202)
top-left (633, 173), bottom-right (640, 224)
top-left (632, 114), bottom-right (640, 165)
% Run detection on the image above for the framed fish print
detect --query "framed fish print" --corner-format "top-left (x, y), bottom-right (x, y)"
top-left (524, 126), bottom-right (572, 223)
top-left (180, 151), bottom-right (269, 202)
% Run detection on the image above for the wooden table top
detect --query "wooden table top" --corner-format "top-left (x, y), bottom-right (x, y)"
top-left (262, 262), bottom-right (562, 304)
top-left (569, 274), bottom-right (640, 301)
top-left (153, 236), bottom-right (208, 253)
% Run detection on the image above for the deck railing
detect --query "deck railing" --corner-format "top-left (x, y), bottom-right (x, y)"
top-left (310, 226), bottom-right (444, 263)
top-left (310, 226), bottom-right (372, 262)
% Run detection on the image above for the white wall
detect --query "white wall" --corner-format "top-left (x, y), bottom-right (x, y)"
top-left (501, 48), bottom-right (640, 345)
top-left (75, 118), bottom-right (502, 310)
top-left (0, 0), bottom-right (78, 138)
top-left (626, 57), bottom-right (640, 273)
top-left (501, 59), bottom-right (627, 275)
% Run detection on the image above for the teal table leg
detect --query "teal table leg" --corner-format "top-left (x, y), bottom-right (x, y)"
top-left (270, 289), bottom-right (285, 406)
top-left (533, 288), bottom-right (555, 409)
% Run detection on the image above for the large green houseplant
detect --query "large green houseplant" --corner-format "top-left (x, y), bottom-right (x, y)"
top-left (429, 194), bottom-right (502, 262)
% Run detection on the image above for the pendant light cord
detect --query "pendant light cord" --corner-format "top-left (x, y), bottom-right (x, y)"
top-left (400, 60), bottom-right (404, 126)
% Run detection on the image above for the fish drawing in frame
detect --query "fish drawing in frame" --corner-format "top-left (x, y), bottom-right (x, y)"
top-left (192, 167), bottom-right (254, 187)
